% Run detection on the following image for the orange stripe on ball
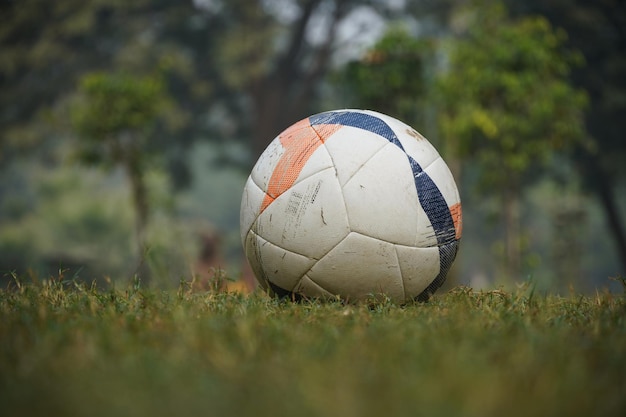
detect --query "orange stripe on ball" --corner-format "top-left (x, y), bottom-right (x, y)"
top-left (449, 202), bottom-right (462, 240)
top-left (260, 120), bottom-right (341, 213)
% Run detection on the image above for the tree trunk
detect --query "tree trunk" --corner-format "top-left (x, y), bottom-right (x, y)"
top-left (125, 154), bottom-right (150, 281)
top-left (579, 151), bottom-right (626, 276)
top-left (594, 170), bottom-right (626, 274)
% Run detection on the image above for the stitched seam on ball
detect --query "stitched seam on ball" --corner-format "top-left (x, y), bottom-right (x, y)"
top-left (295, 231), bottom-right (351, 291)
top-left (419, 156), bottom-right (443, 177)
top-left (251, 230), bottom-right (317, 292)
top-left (339, 141), bottom-right (393, 190)
top-left (301, 231), bottom-right (405, 299)
top-left (254, 232), bottom-right (320, 262)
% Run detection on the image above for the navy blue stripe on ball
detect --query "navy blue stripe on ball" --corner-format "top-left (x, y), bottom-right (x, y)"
top-left (310, 111), bottom-right (404, 149)
top-left (310, 110), bottom-right (458, 300)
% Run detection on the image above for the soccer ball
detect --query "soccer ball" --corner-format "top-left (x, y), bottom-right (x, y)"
top-left (240, 109), bottom-right (462, 302)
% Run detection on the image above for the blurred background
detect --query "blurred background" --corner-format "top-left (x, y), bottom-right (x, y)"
top-left (1, 0), bottom-right (624, 293)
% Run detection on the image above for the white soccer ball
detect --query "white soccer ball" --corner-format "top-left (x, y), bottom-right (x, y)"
top-left (240, 109), bottom-right (462, 302)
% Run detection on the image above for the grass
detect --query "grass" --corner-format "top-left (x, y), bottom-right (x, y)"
top-left (1, 276), bottom-right (625, 417)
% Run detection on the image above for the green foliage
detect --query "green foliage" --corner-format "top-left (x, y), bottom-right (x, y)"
top-left (503, 0), bottom-right (626, 273)
top-left (72, 71), bottom-right (169, 166)
top-left (506, 0), bottom-right (626, 178)
top-left (0, 164), bottom-right (136, 279)
top-left (437, 1), bottom-right (588, 189)
top-left (0, 0), bottom-right (213, 188)
top-left (335, 26), bottom-right (432, 125)
top-left (1, 280), bottom-right (625, 417)
top-left (435, 1), bottom-right (591, 280)
top-left (0, 149), bottom-right (202, 285)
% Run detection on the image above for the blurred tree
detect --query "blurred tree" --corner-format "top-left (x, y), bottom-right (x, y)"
top-left (437, 1), bottom-right (588, 279)
top-left (72, 71), bottom-right (170, 270)
top-left (0, 0), bottom-right (214, 187)
top-left (333, 26), bottom-right (433, 128)
top-left (506, 0), bottom-right (626, 279)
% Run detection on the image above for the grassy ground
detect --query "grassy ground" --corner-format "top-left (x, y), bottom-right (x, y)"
top-left (1, 276), bottom-right (625, 417)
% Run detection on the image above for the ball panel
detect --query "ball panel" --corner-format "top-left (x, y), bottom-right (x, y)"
top-left (321, 126), bottom-right (388, 187)
top-left (395, 245), bottom-right (440, 298)
top-left (307, 232), bottom-right (405, 302)
top-left (244, 229), bottom-right (316, 291)
top-left (240, 176), bottom-right (267, 245)
top-left (342, 143), bottom-right (421, 246)
top-left (252, 167), bottom-right (350, 259)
